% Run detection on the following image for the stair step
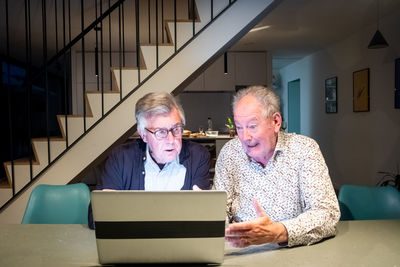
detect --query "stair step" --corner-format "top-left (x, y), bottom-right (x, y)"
top-left (112, 69), bottom-right (140, 98)
top-left (4, 164), bottom-right (35, 192)
top-left (140, 45), bottom-right (175, 73)
top-left (57, 116), bottom-right (99, 144)
top-left (0, 188), bottom-right (12, 207)
top-left (32, 138), bottom-right (67, 164)
top-left (86, 91), bottom-right (121, 116)
top-left (1, 0), bottom-right (255, 217)
top-left (0, 178), bottom-right (10, 188)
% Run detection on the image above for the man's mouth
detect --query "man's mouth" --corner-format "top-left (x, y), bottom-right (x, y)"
top-left (246, 143), bottom-right (258, 148)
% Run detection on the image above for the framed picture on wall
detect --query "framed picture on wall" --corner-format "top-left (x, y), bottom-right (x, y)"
top-left (353, 68), bottom-right (370, 112)
top-left (395, 58), bottom-right (400, 109)
top-left (325, 76), bottom-right (337, 113)
top-left (395, 58), bottom-right (400, 90)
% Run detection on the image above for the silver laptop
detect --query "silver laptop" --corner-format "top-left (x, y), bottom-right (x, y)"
top-left (91, 190), bottom-right (227, 264)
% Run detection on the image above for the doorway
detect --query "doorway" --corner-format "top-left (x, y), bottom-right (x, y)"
top-left (288, 79), bottom-right (300, 134)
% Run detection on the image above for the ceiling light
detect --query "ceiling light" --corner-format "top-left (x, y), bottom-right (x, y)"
top-left (368, 30), bottom-right (388, 49)
top-left (249, 25), bottom-right (270, 33)
top-left (368, 0), bottom-right (388, 49)
top-left (224, 52), bottom-right (228, 74)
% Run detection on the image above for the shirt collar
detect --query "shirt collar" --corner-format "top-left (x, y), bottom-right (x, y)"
top-left (274, 131), bottom-right (287, 154)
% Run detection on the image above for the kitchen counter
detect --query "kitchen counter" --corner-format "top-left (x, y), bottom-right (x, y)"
top-left (183, 134), bottom-right (234, 140)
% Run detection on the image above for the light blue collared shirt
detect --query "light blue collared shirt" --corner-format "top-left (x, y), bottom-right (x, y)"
top-left (144, 145), bottom-right (186, 190)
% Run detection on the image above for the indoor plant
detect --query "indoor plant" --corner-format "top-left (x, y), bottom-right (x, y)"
top-left (376, 167), bottom-right (400, 191)
top-left (225, 117), bottom-right (236, 137)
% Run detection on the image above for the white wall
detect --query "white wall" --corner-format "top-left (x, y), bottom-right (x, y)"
top-left (278, 10), bottom-right (400, 189)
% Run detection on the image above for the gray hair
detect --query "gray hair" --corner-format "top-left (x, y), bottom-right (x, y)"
top-left (232, 85), bottom-right (280, 119)
top-left (135, 92), bottom-right (186, 133)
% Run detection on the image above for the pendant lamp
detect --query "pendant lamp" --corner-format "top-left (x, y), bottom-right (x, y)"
top-left (368, 0), bottom-right (388, 49)
top-left (224, 52), bottom-right (228, 74)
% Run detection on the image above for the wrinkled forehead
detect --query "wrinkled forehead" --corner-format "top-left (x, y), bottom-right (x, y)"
top-left (146, 108), bottom-right (182, 129)
top-left (234, 98), bottom-right (264, 119)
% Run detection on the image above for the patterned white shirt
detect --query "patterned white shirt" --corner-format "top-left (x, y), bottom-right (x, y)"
top-left (214, 131), bottom-right (340, 247)
top-left (144, 145), bottom-right (186, 190)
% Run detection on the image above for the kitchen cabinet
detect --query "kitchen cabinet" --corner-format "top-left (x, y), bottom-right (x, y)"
top-left (184, 51), bottom-right (268, 91)
top-left (234, 52), bottom-right (267, 86)
top-left (204, 52), bottom-right (236, 91)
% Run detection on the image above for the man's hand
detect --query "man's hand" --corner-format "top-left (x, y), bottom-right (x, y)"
top-left (192, 185), bottom-right (202, 191)
top-left (225, 199), bottom-right (288, 248)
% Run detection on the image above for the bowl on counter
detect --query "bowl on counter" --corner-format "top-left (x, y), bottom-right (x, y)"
top-left (182, 130), bottom-right (192, 137)
top-left (205, 130), bottom-right (218, 137)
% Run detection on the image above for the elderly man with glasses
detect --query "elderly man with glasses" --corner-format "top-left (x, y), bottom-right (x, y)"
top-left (98, 91), bottom-right (211, 191)
top-left (88, 92), bottom-right (211, 229)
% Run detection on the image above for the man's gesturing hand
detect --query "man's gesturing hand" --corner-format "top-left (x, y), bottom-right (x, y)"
top-left (225, 199), bottom-right (288, 248)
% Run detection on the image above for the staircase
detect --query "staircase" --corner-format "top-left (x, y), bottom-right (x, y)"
top-left (0, 0), bottom-right (278, 223)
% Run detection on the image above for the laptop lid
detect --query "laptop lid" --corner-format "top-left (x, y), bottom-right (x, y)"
top-left (91, 190), bottom-right (227, 264)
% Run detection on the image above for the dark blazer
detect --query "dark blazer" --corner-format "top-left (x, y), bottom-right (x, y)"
top-left (88, 138), bottom-right (211, 229)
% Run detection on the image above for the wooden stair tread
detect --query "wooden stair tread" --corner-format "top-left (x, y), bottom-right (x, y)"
top-left (165, 18), bottom-right (201, 23)
top-left (0, 178), bottom-right (10, 188)
top-left (86, 90), bottom-right (120, 94)
top-left (56, 114), bottom-right (94, 119)
top-left (140, 42), bottom-right (174, 46)
top-left (32, 137), bottom-right (65, 142)
top-left (4, 157), bottom-right (39, 165)
top-left (110, 66), bottom-right (148, 71)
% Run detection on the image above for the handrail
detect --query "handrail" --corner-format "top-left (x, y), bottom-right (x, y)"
top-left (1, 0), bottom-right (237, 211)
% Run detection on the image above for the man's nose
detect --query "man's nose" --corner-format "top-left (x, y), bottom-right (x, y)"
top-left (242, 128), bottom-right (251, 141)
top-left (165, 130), bottom-right (175, 141)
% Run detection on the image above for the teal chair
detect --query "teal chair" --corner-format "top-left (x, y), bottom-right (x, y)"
top-left (22, 183), bottom-right (90, 224)
top-left (338, 185), bottom-right (400, 221)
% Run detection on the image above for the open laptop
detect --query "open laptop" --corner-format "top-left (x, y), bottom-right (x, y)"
top-left (91, 190), bottom-right (227, 264)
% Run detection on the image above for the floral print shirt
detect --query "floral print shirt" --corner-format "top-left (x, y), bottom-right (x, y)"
top-left (214, 131), bottom-right (340, 247)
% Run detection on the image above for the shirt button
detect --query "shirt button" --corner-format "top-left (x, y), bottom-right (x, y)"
top-left (143, 157), bottom-right (146, 161)
top-left (142, 171), bottom-right (145, 175)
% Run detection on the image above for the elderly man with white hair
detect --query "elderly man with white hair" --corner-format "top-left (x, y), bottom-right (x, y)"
top-left (214, 86), bottom-right (340, 247)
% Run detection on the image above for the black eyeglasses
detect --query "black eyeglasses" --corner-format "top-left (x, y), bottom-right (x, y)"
top-left (145, 125), bottom-right (184, 140)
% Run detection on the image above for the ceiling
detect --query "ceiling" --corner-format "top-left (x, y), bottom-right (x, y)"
top-left (231, 0), bottom-right (400, 69)
top-left (3, 0), bottom-right (399, 71)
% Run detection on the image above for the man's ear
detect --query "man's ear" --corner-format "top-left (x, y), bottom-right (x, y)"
top-left (138, 128), bottom-right (148, 143)
top-left (272, 112), bottom-right (282, 133)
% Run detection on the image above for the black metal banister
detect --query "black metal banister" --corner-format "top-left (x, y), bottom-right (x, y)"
top-left (24, 0), bottom-right (33, 182)
top-left (5, 0), bottom-right (16, 196)
top-left (55, 0), bottom-right (59, 53)
top-left (119, 3), bottom-right (122, 100)
top-left (148, 0), bottom-right (151, 43)
top-left (1, 0), bottom-right (239, 212)
top-left (122, 2), bottom-right (126, 67)
top-left (174, 0), bottom-right (177, 52)
top-left (41, 0), bottom-right (51, 165)
top-left (109, 0), bottom-right (113, 91)
top-left (37, 0), bottom-right (126, 81)
top-left (81, 0), bottom-right (87, 132)
top-left (100, 0), bottom-right (105, 116)
top-left (136, 0), bottom-right (140, 83)
top-left (162, 0), bottom-right (164, 43)
top-left (63, 0), bottom-right (69, 148)
top-left (156, 0), bottom-right (159, 68)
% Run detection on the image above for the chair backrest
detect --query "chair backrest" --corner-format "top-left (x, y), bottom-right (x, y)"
top-left (22, 183), bottom-right (90, 224)
top-left (338, 185), bottom-right (400, 220)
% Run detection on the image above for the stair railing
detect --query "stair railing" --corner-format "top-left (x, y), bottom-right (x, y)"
top-left (1, 0), bottom-right (236, 210)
